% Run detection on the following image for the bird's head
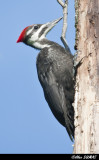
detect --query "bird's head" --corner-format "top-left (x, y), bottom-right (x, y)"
top-left (17, 17), bottom-right (62, 49)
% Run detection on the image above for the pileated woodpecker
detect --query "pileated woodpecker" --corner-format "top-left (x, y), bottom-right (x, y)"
top-left (17, 18), bottom-right (74, 141)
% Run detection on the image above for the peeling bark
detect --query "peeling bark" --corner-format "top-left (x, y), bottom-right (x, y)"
top-left (74, 0), bottom-right (99, 154)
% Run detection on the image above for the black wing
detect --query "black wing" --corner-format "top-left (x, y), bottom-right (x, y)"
top-left (37, 65), bottom-right (74, 141)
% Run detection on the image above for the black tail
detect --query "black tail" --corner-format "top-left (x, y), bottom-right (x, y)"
top-left (64, 102), bottom-right (74, 141)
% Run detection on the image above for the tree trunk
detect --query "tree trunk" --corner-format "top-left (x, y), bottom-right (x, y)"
top-left (74, 0), bottom-right (99, 154)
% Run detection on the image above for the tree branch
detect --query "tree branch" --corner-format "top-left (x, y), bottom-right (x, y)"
top-left (57, 0), bottom-right (70, 52)
top-left (57, 0), bottom-right (65, 8)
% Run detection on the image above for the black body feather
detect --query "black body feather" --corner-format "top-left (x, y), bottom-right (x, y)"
top-left (36, 42), bottom-right (74, 141)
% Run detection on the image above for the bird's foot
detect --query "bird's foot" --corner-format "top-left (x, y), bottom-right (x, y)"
top-left (73, 53), bottom-right (87, 77)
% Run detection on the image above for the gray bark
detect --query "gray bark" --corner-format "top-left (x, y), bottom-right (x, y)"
top-left (74, 0), bottom-right (99, 154)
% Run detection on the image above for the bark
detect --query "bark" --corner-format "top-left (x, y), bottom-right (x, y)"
top-left (74, 0), bottom-right (99, 154)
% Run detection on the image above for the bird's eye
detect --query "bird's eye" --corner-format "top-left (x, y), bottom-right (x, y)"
top-left (34, 26), bottom-right (38, 30)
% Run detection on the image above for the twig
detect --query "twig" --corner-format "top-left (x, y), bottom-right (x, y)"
top-left (57, 0), bottom-right (65, 8)
top-left (57, 0), bottom-right (70, 52)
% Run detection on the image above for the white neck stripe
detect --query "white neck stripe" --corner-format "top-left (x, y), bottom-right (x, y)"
top-left (33, 41), bottom-right (51, 49)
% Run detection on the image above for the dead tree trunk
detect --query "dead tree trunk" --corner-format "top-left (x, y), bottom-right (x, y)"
top-left (74, 0), bottom-right (99, 153)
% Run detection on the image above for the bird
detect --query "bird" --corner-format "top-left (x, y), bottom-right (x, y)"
top-left (17, 17), bottom-right (74, 141)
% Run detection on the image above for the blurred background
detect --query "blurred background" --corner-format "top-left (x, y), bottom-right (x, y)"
top-left (0, 0), bottom-right (75, 154)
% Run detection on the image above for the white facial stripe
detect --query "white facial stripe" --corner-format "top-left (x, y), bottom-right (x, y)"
top-left (40, 23), bottom-right (54, 39)
top-left (30, 24), bottom-right (47, 42)
top-left (26, 28), bottom-right (33, 36)
top-left (26, 23), bottom-right (52, 50)
top-left (39, 23), bottom-right (48, 39)
top-left (33, 41), bottom-right (51, 49)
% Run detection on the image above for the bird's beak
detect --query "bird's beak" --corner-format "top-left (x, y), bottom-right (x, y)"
top-left (45, 17), bottom-right (62, 34)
